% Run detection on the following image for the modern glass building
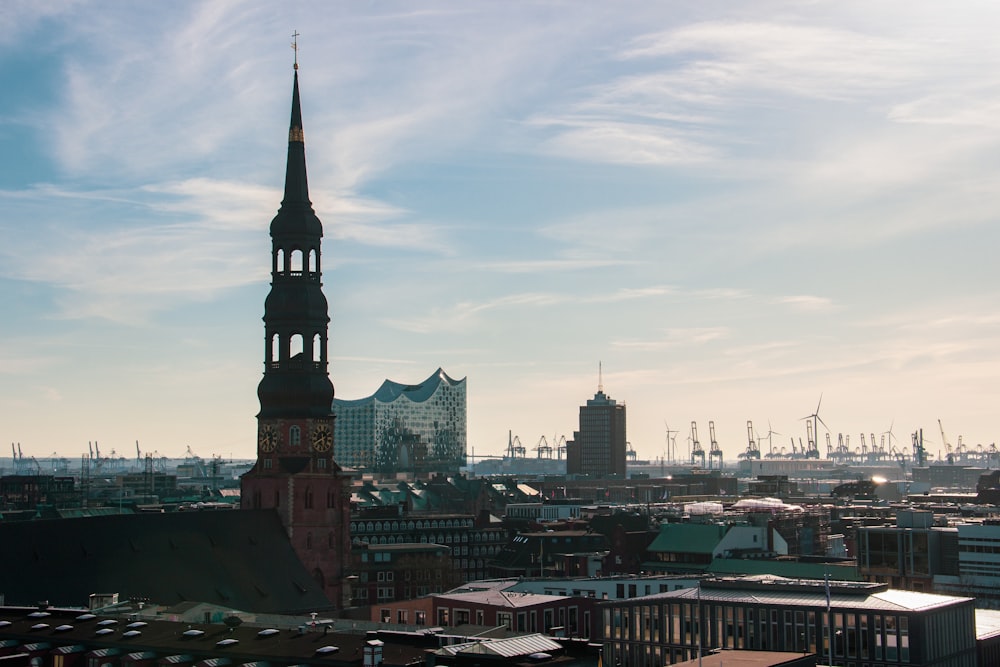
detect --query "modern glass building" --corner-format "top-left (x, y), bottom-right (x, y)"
top-left (333, 368), bottom-right (466, 475)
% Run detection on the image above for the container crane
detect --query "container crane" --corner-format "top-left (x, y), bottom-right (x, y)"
top-left (554, 435), bottom-right (567, 460)
top-left (690, 421), bottom-right (706, 468)
top-left (742, 420), bottom-right (760, 460)
top-left (708, 421), bottom-right (723, 469)
top-left (506, 431), bottom-right (526, 459)
top-left (912, 428), bottom-right (927, 466)
top-left (938, 419), bottom-right (954, 464)
top-left (535, 435), bottom-right (552, 459)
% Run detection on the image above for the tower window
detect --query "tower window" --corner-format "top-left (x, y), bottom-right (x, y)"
top-left (289, 425), bottom-right (301, 446)
top-left (308, 248), bottom-right (318, 273)
top-left (290, 334), bottom-right (304, 358)
top-left (305, 486), bottom-right (314, 509)
top-left (263, 458), bottom-right (272, 470)
top-left (269, 333), bottom-right (279, 364)
top-left (290, 248), bottom-right (304, 273)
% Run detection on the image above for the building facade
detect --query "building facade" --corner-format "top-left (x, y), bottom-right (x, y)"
top-left (932, 519), bottom-right (1000, 607)
top-left (565, 382), bottom-right (626, 479)
top-left (349, 542), bottom-right (460, 607)
top-left (333, 368), bottom-right (466, 475)
top-left (856, 509), bottom-right (959, 591)
top-left (350, 509), bottom-right (507, 584)
top-left (240, 62), bottom-right (351, 608)
top-left (601, 575), bottom-right (977, 667)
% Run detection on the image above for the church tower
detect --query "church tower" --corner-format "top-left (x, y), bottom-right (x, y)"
top-left (241, 53), bottom-right (351, 608)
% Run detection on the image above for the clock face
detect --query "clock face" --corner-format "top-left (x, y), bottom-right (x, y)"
top-left (311, 423), bottom-right (333, 452)
top-left (258, 424), bottom-right (278, 452)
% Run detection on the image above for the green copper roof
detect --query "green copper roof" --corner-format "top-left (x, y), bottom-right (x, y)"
top-left (647, 523), bottom-right (727, 554)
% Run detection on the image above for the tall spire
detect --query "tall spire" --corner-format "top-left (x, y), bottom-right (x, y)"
top-left (282, 68), bottom-right (309, 206)
top-left (271, 40), bottom-right (321, 238)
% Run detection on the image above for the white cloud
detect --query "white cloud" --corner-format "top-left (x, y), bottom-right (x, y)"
top-left (775, 295), bottom-right (835, 312)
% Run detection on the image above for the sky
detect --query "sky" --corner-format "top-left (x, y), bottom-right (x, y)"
top-left (3, 1), bottom-right (1000, 466)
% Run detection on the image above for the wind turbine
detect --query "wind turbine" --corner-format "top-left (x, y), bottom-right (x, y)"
top-left (801, 394), bottom-right (829, 458)
top-left (763, 421), bottom-right (781, 457)
top-left (882, 420), bottom-right (897, 459)
top-left (664, 420), bottom-right (679, 464)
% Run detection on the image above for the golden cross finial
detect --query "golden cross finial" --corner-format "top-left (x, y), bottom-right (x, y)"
top-left (292, 30), bottom-right (300, 70)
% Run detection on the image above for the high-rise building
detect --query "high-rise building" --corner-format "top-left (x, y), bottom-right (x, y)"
top-left (333, 368), bottom-right (466, 475)
top-left (240, 56), bottom-right (351, 608)
top-left (565, 377), bottom-right (626, 479)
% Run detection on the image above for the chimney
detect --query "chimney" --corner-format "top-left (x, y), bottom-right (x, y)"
top-left (364, 639), bottom-right (384, 667)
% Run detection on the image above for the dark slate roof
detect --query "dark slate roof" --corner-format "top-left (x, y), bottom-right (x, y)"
top-left (0, 607), bottom-right (429, 667)
top-left (0, 510), bottom-right (331, 614)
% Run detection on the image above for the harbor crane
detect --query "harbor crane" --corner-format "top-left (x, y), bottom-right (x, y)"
top-left (741, 420), bottom-right (761, 460)
top-left (708, 421), bottom-right (723, 469)
top-left (506, 431), bottom-right (526, 459)
top-left (535, 435), bottom-right (553, 459)
top-left (912, 429), bottom-right (927, 466)
top-left (626, 442), bottom-right (638, 462)
top-left (690, 421), bottom-right (706, 468)
top-left (938, 419), bottom-right (954, 464)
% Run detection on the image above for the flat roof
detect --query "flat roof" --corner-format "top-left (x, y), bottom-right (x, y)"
top-left (607, 576), bottom-right (972, 613)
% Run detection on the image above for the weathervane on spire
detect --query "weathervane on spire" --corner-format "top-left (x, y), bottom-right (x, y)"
top-left (291, 30), bottom-right (300, 70)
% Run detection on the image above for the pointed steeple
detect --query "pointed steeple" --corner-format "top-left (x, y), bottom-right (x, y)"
top-left (271, 67), bottom-right (322, 237)
top-left (283, 70), bottom-right (309, 205)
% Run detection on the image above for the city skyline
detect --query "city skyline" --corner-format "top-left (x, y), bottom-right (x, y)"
top-left (3, 3), bottom-right (1000, 462)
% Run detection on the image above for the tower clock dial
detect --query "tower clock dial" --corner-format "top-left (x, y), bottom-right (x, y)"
top-left (311, 423), bottom-right (333, 452)
top-left (258, 424), bottom-right (278, 452)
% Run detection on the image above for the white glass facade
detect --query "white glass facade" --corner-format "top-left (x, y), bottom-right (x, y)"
top-left (333, 368), bottom-right (466, 474)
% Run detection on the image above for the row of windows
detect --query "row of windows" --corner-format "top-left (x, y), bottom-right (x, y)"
top-left (260, 456), bottom-right (328, 471)
top-left (603, 603), bottom-right (934, 666)
top-left (353, 532), bottom-right (491, 545)
top-left (245, 485), bottom-right (337, 509)
top-left (352, 518), bottom-right (476, 532)
top-left (960, 544), bottom-right (1000, 554)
